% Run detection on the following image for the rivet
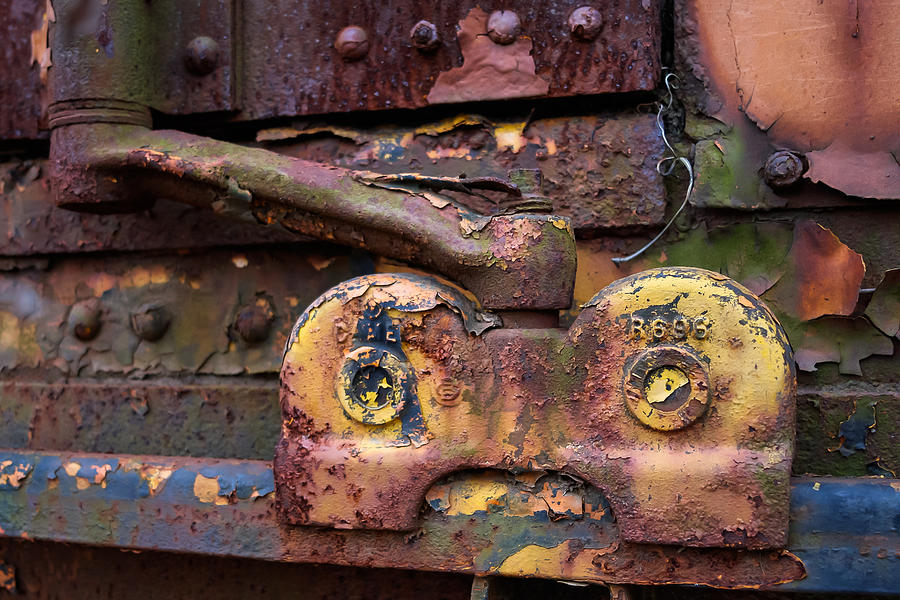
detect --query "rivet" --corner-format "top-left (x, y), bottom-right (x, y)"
top-left (568, 6), bottom-right (603, 41)
top-left (70, 300), bottom-right (101, 341)
top-left (234, 299), bottom-right (275, 344)
top-left (130, 303), bottom-right (171, 342)
top-left (334, 26), bottom-right (370, 61)
top-left (410, 20), bottom-right (441, 52)
top-left (487, 10), bottom-right (521, 45)
top-left (764, 150), bottom-right (806, 189)
top-left (185, 36), bottom-right (219, 75)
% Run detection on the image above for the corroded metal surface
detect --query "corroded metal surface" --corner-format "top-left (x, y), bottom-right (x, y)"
top-left (1, 380), bottom-right (896, 478)
top-left (276, 269), bottom-right (795, 549)
top-left (239, 0), bottom-right (660, 118)
top-left (258, 111), bottom-right (667, 232)
top-left (49, 0), bottom-right (235, 115)
top-left (0, 451), bottom-right (813, 589)
top-left (49, 123), bottom-right (576, 310)
top-left (3, 450), bottom-right (895, 593)
top-left (0, 248), bottom-right (373, 376)
top-left (0, 0), bottom-right (45, 139)
top-left (0, 161), bottom-right (296, 255)
top-left (0, 539), bottom-right (474, 600)
top-left (0, 381), bottom-right (281, 459)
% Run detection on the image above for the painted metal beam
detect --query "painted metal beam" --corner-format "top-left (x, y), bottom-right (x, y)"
top-left (0, 451), bottom-right (896, 593)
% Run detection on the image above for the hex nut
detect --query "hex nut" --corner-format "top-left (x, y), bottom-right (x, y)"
top-left (184, 36), bottom-right (219, 75)
top-left (70, 299), bottom-right (101, 341)
top-left (334, 25), bottom-right (370, 61)
top-left (130, 303), bottom-right (171, 342)
top-left (568, 6), bottom-right (603, 41)
top-left (487, 10), bottom-right (521, 45)
top-left (234, 299), bottom-right (275, 344)
top-left (410, 20), bottom-right (441, 52)
top-left (764, 150), bottom-right (806, 189)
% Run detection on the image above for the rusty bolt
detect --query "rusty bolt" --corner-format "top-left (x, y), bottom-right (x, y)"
top-left (568, 6), bottom-right (603, 41)
top-left (503, 168), bottom-right (553, 213)
top-left (487, 10), bottom-right (521, 45)
top-left (763, 150), bottom-right (806, 189)
top-left (130, 303), bottom-right (171, 342)
top-left (234, 298), bottom-right (275, 344)
top-left (69, 299), bottom-right (101, 341)
top-left (184, 36), bottom-right (219, 75)
top-left (410, 20), bottom-right (441, 52)
top-left (334, 26), bottom-right (370, 61)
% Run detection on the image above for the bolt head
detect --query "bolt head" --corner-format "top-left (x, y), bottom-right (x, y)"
top-left (130, 303), bottom-right (171, 342)
top-left (185, 36), bottom-right (219, 75)
top-left (335, 26), bottom-right (370, 61)
top-left (410, 20), bottom-right (441, 52)
top-left (234, 299), bottom-right (275, 344)
top-left (568, 6), bottom-right (603, 41)
top-left (487, 10), bottom-right (521, 45)
top-left (764, 150), bottom-right (806, 189)
top-left (70, 300), bottom-right (101, 341)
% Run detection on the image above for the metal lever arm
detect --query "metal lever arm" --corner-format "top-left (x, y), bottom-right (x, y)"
top-left (49, 119), bottom-right (575, 311)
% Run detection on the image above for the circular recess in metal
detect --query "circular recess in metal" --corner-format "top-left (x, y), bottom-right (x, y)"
top-left (338, 346), bottom-right (411, 424)
top-left (624, 346), bottom-right (711, 431)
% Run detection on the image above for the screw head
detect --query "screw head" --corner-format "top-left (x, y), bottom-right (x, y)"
top-left (568, 6), bottom-right (603, 41)
top-left (410, 20), bottom-right (441, 52)
top-left (234, 298), bottom-right (275, 344)
top-left (335, 25), bottom-right (370, 61)
top-left (764, 150), bottom-right (806, 189)
top-left (185, 36), bottom-right (219, 75)
top-left (487, 10), bottom-right (521, 45)
top-left (70, 300), bottom-right (101, 341)
top-left (130, 303), bottom-right (171, 342)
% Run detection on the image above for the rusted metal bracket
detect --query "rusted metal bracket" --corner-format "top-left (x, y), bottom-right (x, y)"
top-left (47, 0), bottom-right (577, 312)
top-left (275, 268), bottom-right (797, 552)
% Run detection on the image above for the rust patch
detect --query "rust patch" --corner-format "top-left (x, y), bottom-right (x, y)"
top-left (792, 317), bottom-right (894, 376)
top-left (806, 142), bottom-right (900, 200)
top-left (0, 460), bottom-right (32, 489)
top-left (681, 0), bottom-right (900, 199)
top-left (427, 7), bottom-right (549, 104)
top-left (763, 221), bottom-right (865, 321)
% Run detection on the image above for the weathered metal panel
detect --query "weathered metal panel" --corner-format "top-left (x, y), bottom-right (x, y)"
top-left (239, 0), bottom-right (661, 119)
top-left (781, 477), bottom-right (900, 594)
top-left (0, 0), bottom-right (46, 139)
top-left (0, 381), bottom-right (281, 460)
top-left (258, 111), bottom-right (668, 232)
top-left (1, 451), bottom-right (895, 592)
top-left (0, 451), bottom-right (809, 589)
top-left (0, 248), bottom-right (373, 376)
top-left (0, 539), bottom-right (474, 599)
top-left (0, 161), bottom-right (297, 256)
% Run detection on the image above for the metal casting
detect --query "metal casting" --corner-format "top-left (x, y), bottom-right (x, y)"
top-left (275, 268), bottom-right (796, 550)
